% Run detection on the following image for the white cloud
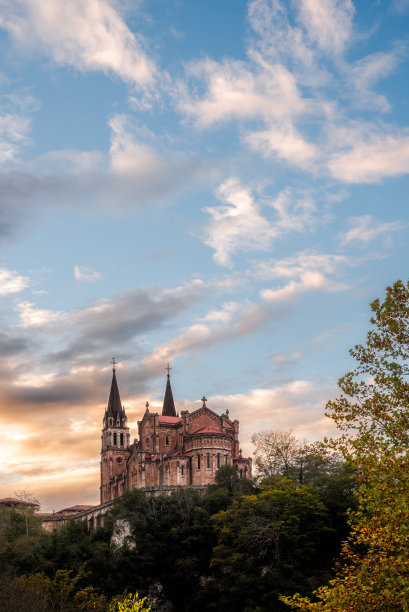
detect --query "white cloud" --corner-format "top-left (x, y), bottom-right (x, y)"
top-left (258, 250), bottom-right (350, 302)
top-left (0, 0), bottom-right (156, 88)
top-left (328, 131), bottom-right (409, 183)
top-left (0, 267), bottom-right (29, 294)
top-left (296, 0), bottom-right (355, 56)
top-left (339, 215), bottom-right (405, 245)
top-left (16, 301), bottom-right (67, 328)
top-left (348, 47), bottom-right (405, 112)
top-left (203, 180), bottom-right (319, 266)
top-left (0, 113), bottom-right (31, 163)
top-left (177, 56), bottom-right (305, 128)
top-left (74, 265), bottom-right (101, 282)
top-left (246, 121), bottom-right (319, 168)
top-left (203, 178), bottom-right (275, 266)
top-left (108, 114), bottom-right (163, 174)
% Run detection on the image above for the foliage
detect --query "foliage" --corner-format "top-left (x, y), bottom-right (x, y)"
top-left (108, 592), bottom-right (151, 612)
top-left (282, 280), bottom-right (409, 610)
top-left (206, 477), bottom-right (332, 611)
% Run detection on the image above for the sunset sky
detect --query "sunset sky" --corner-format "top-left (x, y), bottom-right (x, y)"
top-left (0, 0), bottom-right (409, 512)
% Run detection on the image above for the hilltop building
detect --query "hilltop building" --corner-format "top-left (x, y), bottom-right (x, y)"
top-left (100, 365), bottom-right (252, 503)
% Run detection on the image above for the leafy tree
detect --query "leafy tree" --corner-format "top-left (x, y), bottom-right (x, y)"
top-left (206, 477), bottom-right (332, 611)
top-left (282, 280), bottom-right (409, 611)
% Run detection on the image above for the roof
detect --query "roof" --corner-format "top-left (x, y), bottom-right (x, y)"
top-left (106, 370), bottom-right (126, 423)
top-left (56, 505), bottom-right (95, 514)
top-left (225, 422), bottom-right (234, 429)
top-left (194, 426), bottom-right (221, 434)
top-left (0, 497), bottom-right (39, 506)
top-left (158, 415), bottom-right (181, 424)
top-left (162, 374), bottom-right (176, 417)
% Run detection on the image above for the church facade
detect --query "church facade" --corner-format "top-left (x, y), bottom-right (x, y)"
top-left (100, 367), bottom-right (252, 503)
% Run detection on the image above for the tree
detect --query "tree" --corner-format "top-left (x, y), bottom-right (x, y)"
top-left (282, 280), bottom-right (409, 611)
top-left (251, 430), bottom-right (301, 480)
top-left (207, 477), bottom-right (331, 611)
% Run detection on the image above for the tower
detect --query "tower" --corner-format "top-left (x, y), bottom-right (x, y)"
top-left (100, 359), bottom-right (130, 503)
top-left (162, 363), bottom-right (176, 417)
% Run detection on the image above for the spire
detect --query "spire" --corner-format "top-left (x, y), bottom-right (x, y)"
top-left (162, 363), bottom-right (176, 417)
top-left (106, 358), bottom-right (125, 423)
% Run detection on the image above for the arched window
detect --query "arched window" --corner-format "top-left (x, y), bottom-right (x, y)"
top-left (181, 464), bottom-right (184, 476)
top-left (113, 432), bottom-right (117, 445)
top-left (120, 433), bottom-right (124, 446)
top-left (197, 455), bottom-right (201, 470)
top-left (217, 453), bottom-right (220, 469)
top-left (206, 453), bottom-right (210, 469)
top-left (165, 435), bottom-right (169, 446)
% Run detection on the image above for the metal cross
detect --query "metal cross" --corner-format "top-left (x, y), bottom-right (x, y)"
top-left (111, 357), bottom-right (117, 372)
top-left (201, 396), bottom-right (207, 406)
top-left (166, 363), bottom-right (172, 377)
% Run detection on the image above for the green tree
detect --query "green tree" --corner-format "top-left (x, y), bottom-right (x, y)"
top-left (283, 280), bottom-right (409, 611)
top-left (207, 477), bottom-right (331, 611)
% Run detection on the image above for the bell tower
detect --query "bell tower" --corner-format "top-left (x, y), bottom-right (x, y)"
top-left (100, 359), bottom-right (130, 503)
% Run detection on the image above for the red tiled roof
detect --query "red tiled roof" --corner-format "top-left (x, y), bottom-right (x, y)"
top-left (194, 426), bottom-right (221, 434)
top-left (0, 497), bottom-right (39, 506)
top-left (225, 422), bottom-right (234, 429)
top-left (56, 505), bottom-right (94, 514)
top-left (158, 416), bottom-right (181, 424)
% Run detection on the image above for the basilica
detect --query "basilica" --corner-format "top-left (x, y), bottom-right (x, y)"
top-left (100, 365), bottom-right (252, 503)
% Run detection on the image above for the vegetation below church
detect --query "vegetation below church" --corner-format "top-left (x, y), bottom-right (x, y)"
top-left (0, 459), bottom-right (355, 611)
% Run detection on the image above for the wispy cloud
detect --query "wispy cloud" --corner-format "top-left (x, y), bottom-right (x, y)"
top-left (328, 130), bottom-right (409, 183)
top-left (258, 250), bottom-right (350, 302)
top-left (203, 180), bottom-right (318, 266)
top-left (74, 265), bottom-right (101, 282)
top-left (0, 0), bottom-right (156, 89)
top-left (0, 267), bottom-right (29, 294)
top-left (339, 215), bottom-right (405, 245)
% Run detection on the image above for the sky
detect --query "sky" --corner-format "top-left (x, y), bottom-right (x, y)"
top-left (0, 0), bottom-right (408, 512)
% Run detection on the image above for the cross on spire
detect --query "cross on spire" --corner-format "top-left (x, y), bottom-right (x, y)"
top-left (165, 363), bottom-right (172, 378)
top-left (111, 357), bottom-right (117, 372)
top-left (201, 396), bottom-right (207, 407)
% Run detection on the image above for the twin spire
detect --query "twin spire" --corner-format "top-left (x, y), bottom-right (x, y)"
top-left (106, 360), bottom-right (176, 420)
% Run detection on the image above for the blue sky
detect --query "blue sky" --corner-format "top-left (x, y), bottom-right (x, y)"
top-left (0, 0), bottom-right (408, 511)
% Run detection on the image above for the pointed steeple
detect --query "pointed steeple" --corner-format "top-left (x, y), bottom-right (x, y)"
top-left (162, 363), bottom-right (176, 417)
top-left (105, 358), bottom-right (126, 424)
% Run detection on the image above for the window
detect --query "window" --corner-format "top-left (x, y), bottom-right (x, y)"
top-left (225, 454), bottom-right (228, 465)
top-left (181, 464), bottom-right (184, 476)
top-left (120, 433), bottom-right (124, 446)
top-left (165, 435), bottom-right (169, 446)
top-left (206, 453), bottom-right (210, 469)
top-left (240, 469), bottom-right (243, 479)
top-left (197, 455), bottom-right (201, 470)
top-left (217, 453), bottom-right (220, 468)
top-left (113, 433), bottom-right (117, 445)
top-left (116, 457), bottom-right (122, 464)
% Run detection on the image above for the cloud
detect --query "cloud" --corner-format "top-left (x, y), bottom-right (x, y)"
top-left (246, 122), bottom-right (319, 168)
top-left (203, 180), bottom-right (318, 266)
top-left (74, 265), bottom-right (101, 282)
top-left (0, 113), bottom-right (31, 164)
top-left (328, 131), bottom-right (409, 183)
top-left (0, 0), bottom-right (156, 89)
top-left (177, 56), bottom-right (305, 128)
top-left (348, 46), bottom-right (406, 112)
top-left (339, 215), bottom-right (405, 245)
top-left (16, 301), bottom-right (67, 328)
top-left (0, 267), bottom-right (29, 294)
top-left (258, 250), bottom-right (350, 302)
top-left (296, 0), bottom-right (355, 56)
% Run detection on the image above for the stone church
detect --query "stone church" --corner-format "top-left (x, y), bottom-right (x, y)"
top-left (100, 365), bottom-right (252, 503)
